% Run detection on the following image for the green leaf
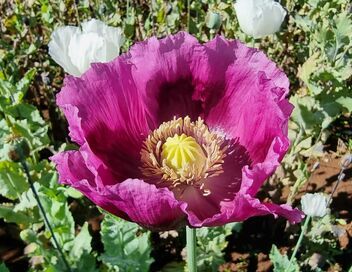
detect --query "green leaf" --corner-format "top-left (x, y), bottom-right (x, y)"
top-left (10, 114), bottom-right (50, 151)
top-left (14, 183), bottom-right (39, 212)
top-left (294, 15), bottom-right (314, 32)
top-left (70, 223), bottom-right (97, 272)
top-left (14, 68), bottom-right (36, 102)
top-left (0, 68), bottom-right (36, 105)
top-left (0, 262), bottom-right (10, 272)
top-left (336, 96), bottom-right (352, 112)
top-left (1, 103), bottom-right (49, 153)
top-left (71, 222), bottom-right (92, 259)
top-left (334, 12), bottom-right (352, 40)
top-left (0, 79), bottom-right (15, 101)
top-left (0, 203), bottom-right (33, 225)
top-left (196, 223), bottom-right (241, 271)
top-left (75, 253), bottom-right (98, 272)
top-left (0, 161), bottom-right (29, 200)
top-left (290, 95), bottom-right (324, 133)
top-left (100, 214), bottom-right (153, 272)
top-left (269, 245), bottom-right (299, 272)
top-left (62, 187), bottom-right (83, 199)
top-left (39, 187), bottom-right (75, 249)
top-left (297, 52), bottom-right (319, 86)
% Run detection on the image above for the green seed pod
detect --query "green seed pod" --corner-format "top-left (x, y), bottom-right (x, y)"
top-left (7, 137), bottom-right (30, 162)
top-left (206, 11), bottom-right (222, 30)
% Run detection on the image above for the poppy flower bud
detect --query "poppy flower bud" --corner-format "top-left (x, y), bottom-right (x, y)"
top-left (234, 0), bottom-right (287, 38)
top-left (206, 11), bottom-right (222, 30)
top-left (340, 154), bottom-right (352, 169)
top-left (7, 137), bottom-right (30, 162)
top-left (301, 193), bottom-right (328, 218)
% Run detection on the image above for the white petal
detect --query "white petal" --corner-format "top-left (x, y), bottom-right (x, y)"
top-left (95, 40), bottom-right (121, 62)
top-left (301, 193), bottom-right (328, 217)
top-left (51, 19), bottom-right (125, 77)
top-left (81, 18), bottom-right (107, 35)
top-left (235, 0), bottom-right (256, 37)
top-left (48, 26), bottom-right (81, 76)
top-left (234, 0), bottom-right (286, 38)
top-left (104, 26), bottom-right (125, 50)
top-left (68, 32), bottom-right (104, 75)
top-left (81, 19), bottom-right (124, 62)
top-left (252, 1), bottom-right (287, 38)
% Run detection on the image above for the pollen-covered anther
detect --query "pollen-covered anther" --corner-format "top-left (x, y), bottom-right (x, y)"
top-left (140, 116), bottom-right (228, 189)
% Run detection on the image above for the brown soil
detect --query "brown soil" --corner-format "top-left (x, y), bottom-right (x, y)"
top-left (0, 219), bottom-right (28, 271)
top-left (220, 154), bottom-right (352, 272)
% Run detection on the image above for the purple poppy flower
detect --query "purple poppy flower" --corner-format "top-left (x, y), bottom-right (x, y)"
top-left (52, 32), bottom-right (304, 230)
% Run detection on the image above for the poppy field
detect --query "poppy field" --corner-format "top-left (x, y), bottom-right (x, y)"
top-left (0, 0), bottom-right (351, 271)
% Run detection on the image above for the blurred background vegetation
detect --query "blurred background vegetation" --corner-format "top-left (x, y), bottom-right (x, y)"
top-left (0, 0), bottom-right (351, 271)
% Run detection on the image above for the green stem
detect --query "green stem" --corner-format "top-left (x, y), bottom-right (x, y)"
top-left (19, 155), bottom-right (72, 272)
top-left (287, 216), bottom-right (311, 272)
top-left (187, 0), bottom-right (191, 32)
top-left (74, 1), bottom-right (80, 25)
top-left (186, 226), bottom-right (197, 272)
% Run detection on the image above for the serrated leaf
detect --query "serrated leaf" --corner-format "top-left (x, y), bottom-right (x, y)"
top-left (14, 183), bottom-right (39, 212)
top-left (295, 136), bottom-right (313, 153)
top-left (11, 116), bottom-right (49, 151)
top-left (5, 103), bottom-right (45, 125)
top-left (0, 79), bottom-right (15, 98)
top-left (0, 119), bottom-right (11, 156)
top-left (269, 245), bottom-right (299, 272)
top-left (298, 52), bottom-right (319, 86)
top-left (39, 187), bottom-right (75, 249)
top-left (290, 96), bottom-right (323, 132)
top-left (196, 223), bottom-right (241, 272)
top-left (294, 15), bottom-right (313, 32)
top-left (1, 103), bottom-right (49, 152)
top-left (0, 204), bottom-right (33, 225)
top-left (100, 214), bottom-right (153, 272)
top-left (71, 222), bottom-right (92, 259)
top-left (75, 253), bottom-right (98, 272)
top-left (0, 161), bottom-right (29, 200)
top-left (336, 96), bottom-right (352, 112)
top-left (14, 68), bottom-right (36, 103)
top-left (335, 12), bottom-right (352, 40)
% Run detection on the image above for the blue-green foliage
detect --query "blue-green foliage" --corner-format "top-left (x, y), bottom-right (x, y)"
top-left (195, 223), bottom-right (241, 272)
top-left (100, 214), bottom-right (153, 272)
top-left (270, 245), bottom-right (299, 272)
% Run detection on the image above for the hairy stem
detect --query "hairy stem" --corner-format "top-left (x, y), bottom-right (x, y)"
top-left (186, 226), bottom-right (197, 272)
top-left (287, 215), bottom-right (311, 271)
top-left (20, 156), bottom-right (72, 272)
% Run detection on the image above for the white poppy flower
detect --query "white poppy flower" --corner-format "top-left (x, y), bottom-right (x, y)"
top-left (301, 193), bottom-right (329, 218)
top-left (48, 19), bottom-right (124, 76)
top-left (234, 0), bottom-right (287, 38)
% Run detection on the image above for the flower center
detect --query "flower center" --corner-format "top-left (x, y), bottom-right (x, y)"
top-left (140, 116), bottom-right (228, 192)
top-left (161, 134), bottom-right (206, 172)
